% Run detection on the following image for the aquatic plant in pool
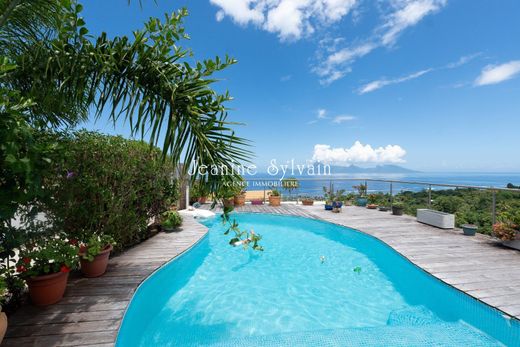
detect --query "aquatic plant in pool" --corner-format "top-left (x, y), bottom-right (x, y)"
top-left (117, 214), bottom-right (520, 346)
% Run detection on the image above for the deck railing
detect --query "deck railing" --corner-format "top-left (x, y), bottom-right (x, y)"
top-left (239, 177), bottom-right (520, 225)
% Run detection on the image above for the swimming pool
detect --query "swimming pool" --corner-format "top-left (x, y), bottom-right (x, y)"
top-left (117, 213), bottom-right (520, 346)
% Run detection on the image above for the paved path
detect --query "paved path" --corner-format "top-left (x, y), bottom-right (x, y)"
top-left (3, 212), bottom-right (208, 347)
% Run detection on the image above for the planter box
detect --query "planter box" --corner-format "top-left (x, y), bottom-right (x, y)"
top-left (416, 209), bottom-right (454, 229)
top-left (502, 239), bottom-right (520, 251)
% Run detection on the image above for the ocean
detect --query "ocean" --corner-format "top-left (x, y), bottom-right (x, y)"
top-left (243, 173), bottom-right (520, 196)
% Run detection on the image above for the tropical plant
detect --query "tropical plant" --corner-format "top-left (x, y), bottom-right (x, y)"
top-left (78, 234), bottom-right (115, 262)
top-left (353, 184), bottom-right (367, 197)
top-left (0, 273), bottom-right (6, 306)
top-left (270, 188), bottom-right (281, 197)
top-left (15, 235), bottom-right (78, 278)
top-left (161, 211), bottom-right (183, 230)
top-left (37, 131), bottom-right (176, 250)
top-left (221, 206), bottom-right (263, 251)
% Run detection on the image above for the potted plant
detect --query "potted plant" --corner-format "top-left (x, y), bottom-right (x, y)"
top-left (392, 202), bottom-right (404, 216)
top-left (333, 189), bottom-right (345, 208)
top-left (301, 197), bottom-right (314, 206)
top-left (353, 184), bottom-right (368, 207)
top-left (461, 212), bottom-right (479, 236)
top-left (234, 190), bottom-right (246, 206)
top-left (269, 188), bottom-right (281, 206)
top-left (16, 236), bottom-right (78, 306)
top-left (462, 224), bottom-right (478, 236)
top-left (190, 181), bottom-right (209, 205)
top-left (367, 204), bottom-right (378, 209)
top-left (323, 186), bottom-right (334, 210)
top-left (78, 234), bottom-right (115, 278)
top-left (378, 206), bottom-right (390, 212)
top-left (0, 277), bottom-right (7, 344)
top-left (161, 211), bottom-right (183, 232)
top-left (493, 208), bottom-right (520, 250)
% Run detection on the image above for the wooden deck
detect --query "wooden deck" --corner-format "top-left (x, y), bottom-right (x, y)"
top-left (3, 213), bottom-right (208, 347)
top-left (4, 203), bottom-right (520, 346)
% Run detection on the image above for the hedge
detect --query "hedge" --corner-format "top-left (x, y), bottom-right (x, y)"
top-left (39, 131), bottom-right (178, 250)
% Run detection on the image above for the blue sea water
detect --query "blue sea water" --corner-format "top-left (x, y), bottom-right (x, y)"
top-left (117, 213), bottom-right (520, 347)
top-left (243, 173), bottom-right (520, 196)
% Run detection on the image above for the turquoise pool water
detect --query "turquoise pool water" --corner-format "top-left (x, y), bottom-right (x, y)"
top-left (117, 213), bottom-right (520, 346)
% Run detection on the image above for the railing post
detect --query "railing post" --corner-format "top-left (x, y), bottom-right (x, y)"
top-left (186, 185), bottom-right (190, 209)
top-left (390, 182), bottom-right (393, 207)
top-left (263, 186), bottom-right (266, 204)
top-left (492, 190), bottom-right (497, 225)
top-left (428, 185), bottom-right (432, 208)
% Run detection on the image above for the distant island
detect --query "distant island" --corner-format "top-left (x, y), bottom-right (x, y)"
top-left (328, 164), bottom-right (419, 174)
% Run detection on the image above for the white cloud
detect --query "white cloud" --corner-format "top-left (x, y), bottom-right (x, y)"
top-left (332, 115), bottom-right (356, 123)
top-left (474, 60), bottom-right (520, 86)
top-left (210, 0), bottom-right (359, 41)
top-left (317, 108), bottom-right (327, 118)
top-left (280, 74), bottom-right (292, 82)
top-left (315, 0), bottom-right (447, 84)
top-left (359, 68), bottom-right (432, 94)
top-left (211, 0), bottom-right (264, 25)
top-left (380, 0), bottom-right (447, 46)
top-left (312, 142), bottom-right (406, 163)
top-left (358, 53), bottom-right (479, 94)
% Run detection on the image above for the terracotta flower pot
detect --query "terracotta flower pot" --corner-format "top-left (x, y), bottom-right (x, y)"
top-left (269, 195), bottom-right (281, 206)
top-left (234, 194), bottom-right (246, 206)
top-left (198, 196), bottom-right (207, 204)
top-left (80, 245), bottom-right (113, 278)
top-left (27, 271), bottom-right (69, 306)
top-left (367, 204), bottom-right (378, 209)
top-left (0, 310), bottom-right (7, 344)
top-left (223, 198), bottom-right (234, 208)
top-left (302, 199), bottom-right (314, 206)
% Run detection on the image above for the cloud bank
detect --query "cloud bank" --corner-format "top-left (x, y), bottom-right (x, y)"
top-left (312, 142), bottom-right (406, 163)
top-left (210, 0), bottom-right (359, 41)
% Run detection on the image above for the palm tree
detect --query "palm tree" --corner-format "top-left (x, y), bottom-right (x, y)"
top-left (0, 0), bottom-right (250, 185)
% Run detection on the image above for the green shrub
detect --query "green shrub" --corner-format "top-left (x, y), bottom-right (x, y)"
top-left (161, 211), bottom-right (183, 230)
top-left (39, 131), bottom-right (177, 250)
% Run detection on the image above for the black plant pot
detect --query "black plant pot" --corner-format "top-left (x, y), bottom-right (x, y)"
top-left (392, 206), bottom-right (404, 216)
top-left (462, 224), bottom-right (477, 236)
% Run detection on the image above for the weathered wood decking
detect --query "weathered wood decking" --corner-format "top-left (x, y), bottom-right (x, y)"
top-left (3, 213), bottom-right (208, 347)
top-left (4, 203), bottom-right (520, 346)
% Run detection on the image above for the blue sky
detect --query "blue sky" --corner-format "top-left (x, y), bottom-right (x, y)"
top-left (82, 0), bottom-right (520, 172)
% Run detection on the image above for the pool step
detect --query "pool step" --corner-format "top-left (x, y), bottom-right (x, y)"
top-left (202, 322), bottom-right (503, 347)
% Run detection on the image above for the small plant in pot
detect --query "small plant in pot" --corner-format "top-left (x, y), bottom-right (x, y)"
top-left (460, 212), bottom-right (479, 236)
top-left (16, 236), bottom-right (78, 306)
top-left (269, 188), bottom-right (281, 206)
top-left (161, 211), bottom-right (183, 232)
top-left (234, 189), bottom-right (246, 206)
top-left (392, 202), bottom-right (404, 216)
top-left (323, 186), bottom-right (334, 210)
top-left (493, 208), bottom-right (520, 250)
top-left (78, 234), bottom-right (115, 278)
top-left (301, 197), bottom-right (314, 206)
top-left (353, 184), bottom-right (368, 207)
